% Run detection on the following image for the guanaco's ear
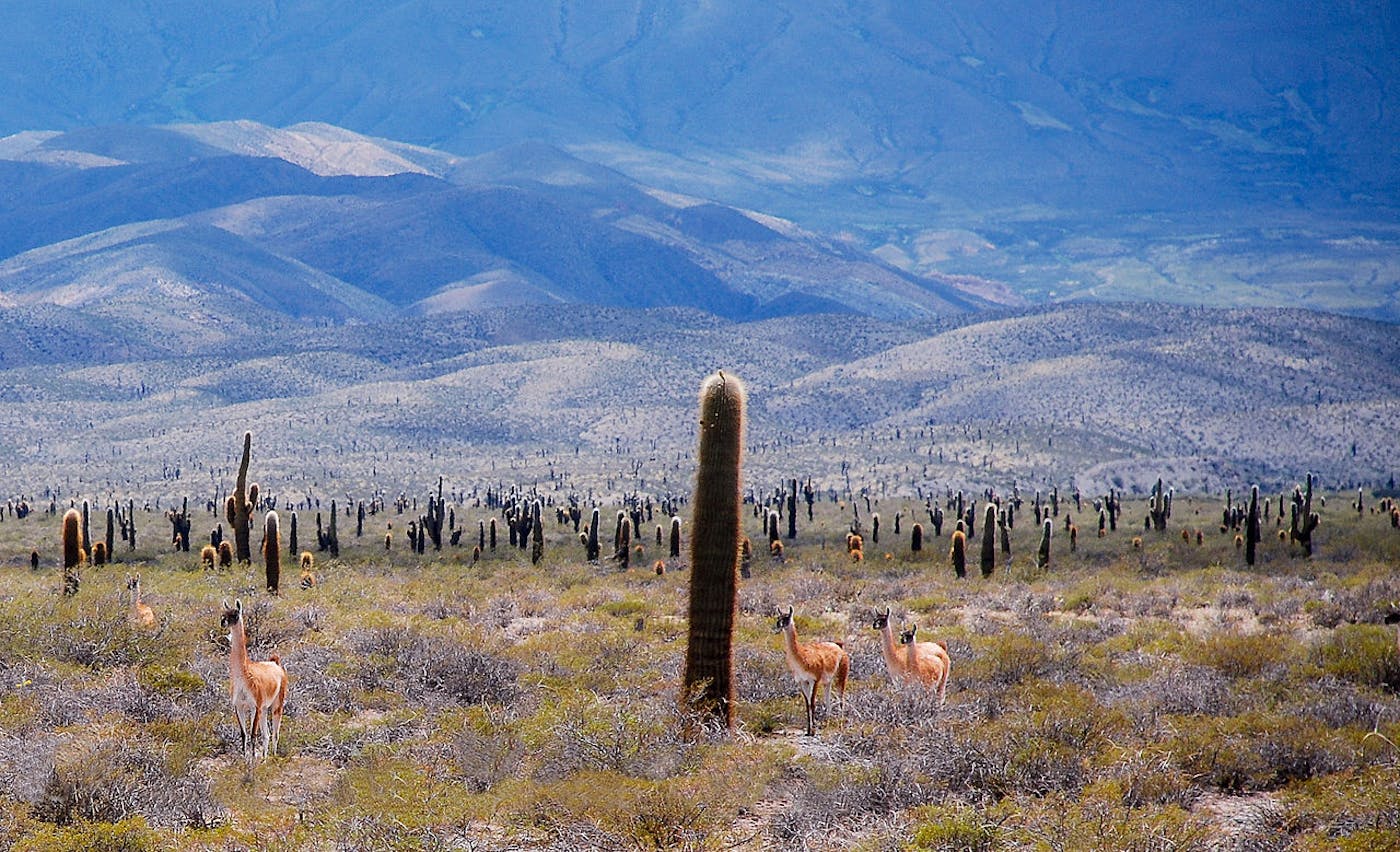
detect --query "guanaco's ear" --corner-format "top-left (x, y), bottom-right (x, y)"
top-left (221, 599), bottom-right (230, 610)
top-left (883, 606), bottom-right (891, 618)
top-left (235, 598), bottom-right (243, 613)
top-left (786, 605), bottom-right (794, 618)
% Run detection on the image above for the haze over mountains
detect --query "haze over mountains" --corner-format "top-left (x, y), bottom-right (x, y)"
top-left (0, 2), bottom-right (1396, 496)
top-left (1, 1), bottom-right (1396, 318)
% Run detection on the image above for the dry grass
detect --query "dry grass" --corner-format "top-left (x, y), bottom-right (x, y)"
top-left (0, 494), bottom-right (1396, 849)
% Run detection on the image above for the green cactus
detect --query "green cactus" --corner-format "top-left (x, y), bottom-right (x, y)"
top-left (1149, 478), bottom-right (1171, 532)
top-left (980, 504), bottom-right (996, 577)
top-left (1289, 473), bottom-right (1321, 557)
top-left (226, 431), bottom-right (257, 563)
top-left (681, 371), bottom-right (745, 728)
top-left (264, 511), bottom-right (281, 594)
top-left (62, 508), bottom-right (81, 596)
top-left (1245, 485), bottom-right (1261, 566)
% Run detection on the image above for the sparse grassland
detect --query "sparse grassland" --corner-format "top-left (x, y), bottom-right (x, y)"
top-left (0, 494), bottom-right (1397, 850)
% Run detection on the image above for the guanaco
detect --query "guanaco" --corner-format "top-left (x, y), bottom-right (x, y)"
top-left (126, 574), bottom-right (156, 629)
top-left (220, 599), bottom-right (288, 762)
top-left (873, 606), bottom-right (950, 704)
top-left (773, 605), bottom-right (850, 736)
top-left (898, 625), bottom-right (951, 704)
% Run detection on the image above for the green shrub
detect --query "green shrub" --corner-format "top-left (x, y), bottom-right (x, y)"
top-left (1188, 631), bottom-right (1288, 678)
top-left (907, 803), bottom-right (1001, 851)
top-left (1316, 624), bottom-right (1400, 690)
top-left (13, 817), bottom-right (161, 852)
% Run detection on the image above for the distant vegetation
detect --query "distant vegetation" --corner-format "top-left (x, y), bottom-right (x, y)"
top-left (0, 464), bottom-right (1397, 849)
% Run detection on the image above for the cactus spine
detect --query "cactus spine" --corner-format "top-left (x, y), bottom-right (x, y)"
top-left (227, 431), bottom-right (257, 563)
top-left (979, 504), bottom-right (996, 578)
top-left (681, 371), bottom-right (745, 728)
top-left (264, 511), bottom-right (281, 594)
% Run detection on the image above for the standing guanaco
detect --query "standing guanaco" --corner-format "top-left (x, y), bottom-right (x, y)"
top-left (873, 607), bottom-right (950, 704)
top-left (773, 605), bottom-right (849, 736)
top-left (219, 599), bottom-right (288, 762)
top-left (898, 625), bottom-right (951, 705)
top-left (126, 574), bottom-right (156, 629)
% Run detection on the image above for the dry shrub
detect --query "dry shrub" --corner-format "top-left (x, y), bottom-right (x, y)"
top-left (350, 625), bottom-right (519, 707)
top-left (1188, 631), bottom-right (1290, 679)
top-left (28, 734), bottom-right (224, 830)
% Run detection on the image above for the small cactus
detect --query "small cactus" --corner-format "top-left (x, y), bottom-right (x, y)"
top-left (264, 511), bottom-right (281, 594)
top-left (950, 530), bottom-right (967, 578)
top-left (62, 508), bottom-right (81, 596)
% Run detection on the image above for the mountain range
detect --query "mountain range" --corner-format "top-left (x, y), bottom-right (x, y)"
top-left (0, 1), bottom-right (1396, 319)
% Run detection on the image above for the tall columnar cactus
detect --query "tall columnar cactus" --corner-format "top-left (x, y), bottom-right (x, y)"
top-left (911, 522), bottom-right (923, 553)
top-left (1037, 518), bottom-right (1052, 570)
top-left (288, 511), bottom-right (299, 557)
top-left (81, 500), bottom-right (91, 556)
top-left (681, 371), bottom-right (745, 728)
top-left (62, 508), bottom-right (81, 596)
top-left (425, 476), bottom-right (445, 550)
top-left (1245, 485), bottom-right (1262, 566)
top-left (1290, 473), bottom-right (1320, 558)
top-left (226, 431), bottom-right (257, 563)
top-left (669, 516), bottom-right (682, 558)
top-left (127, 499), bottom-right (136, 551)
top-left (531, 501), bottom-right (544, 566)
top-left (999, 510), bottom-right (1011, 556)
top-left (871, 513), bottom-right (880, 545)
top-left (979, 504), bottom-right (996, 578)
top-left (950, 530), bottom-right (967, 578)
top-left (328, 500), bottom-right (340, 558)
top-left (787, 478), bottom-right (798, 539)
top-left (357, 501), bottom-right (366, 538)
top-left (1149, 478), bottom-right (1170, 531)
top-left (586, 508), bottom-right (600, 561)
top-left (105, 508), bottom-right (115, 564)
top-left (264, 511), bottom-right (281, 594)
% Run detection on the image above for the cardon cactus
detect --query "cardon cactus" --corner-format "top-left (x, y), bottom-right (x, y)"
top-left (264, 511), bottom-right (281, 594)
top-left (1289, 473), bottom-right (1321, 557)
top-left (980, 504), bottom-right (995, 577)
top-left (681, 371), bottom-right (745, 729)
top-left (226, 432), bottom-right (258, 563)
top-left (950, 530), bottom-right (967, 578)
top-left (1245, 485), bottom-right (1262, 566)
top-left (62, 508), bottom-right (81, 596)
top-left (1037, 518), bottom-right (1052, 570)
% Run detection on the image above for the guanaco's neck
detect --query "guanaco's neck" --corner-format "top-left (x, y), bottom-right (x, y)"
top-left (782, 623), bottom-right (806, 668)
top-left (878, 623), bottom-right (901, 669)
top-left (229, 622), bottom-right (252, 681)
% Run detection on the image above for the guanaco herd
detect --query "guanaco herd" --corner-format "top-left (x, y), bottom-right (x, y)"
top-left (123, 575), bottom-right (940, 763)
top-left (775, 604), bottom-right (950, 736)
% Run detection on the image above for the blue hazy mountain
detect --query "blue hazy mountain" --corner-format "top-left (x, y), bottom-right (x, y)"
top-left (2, 1), bottom-right (1393, 219)
top-left (1, 2), bottom-right (1396, 321)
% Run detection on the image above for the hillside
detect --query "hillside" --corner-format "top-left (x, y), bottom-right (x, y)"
top-left (0, 302), bottom-right (1393, 503)
top-left (0, 123), bottom-right (996, 330)
top-left (1, 4), bottom-right (1396, 318)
